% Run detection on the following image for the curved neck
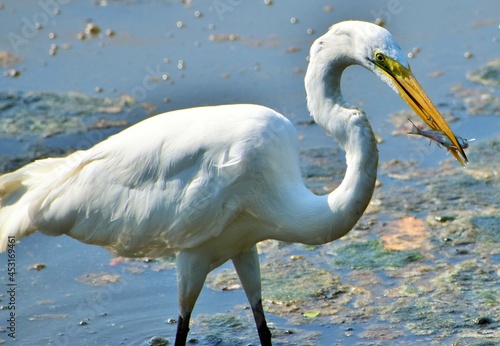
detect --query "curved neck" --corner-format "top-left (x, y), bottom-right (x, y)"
top-left (284, 56), bottom-right (379, 244)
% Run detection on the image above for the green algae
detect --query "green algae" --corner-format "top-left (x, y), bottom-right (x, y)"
top-left (208, 256), bottom-right (343, 304)
top-left (192, 313), bottom-right (321, 346)
top-left (300, 146), bottom-right (345, 194)
top-left (331, 240), bottom-right (424, 270)
top-left (470, 215), bottom-right (500, 245)
top-left (467, 58), bottom-right (500, 87)
top-left (0, 91), bottom-right (135, 137)
top-left (261, 259), bottom-right (342, 302)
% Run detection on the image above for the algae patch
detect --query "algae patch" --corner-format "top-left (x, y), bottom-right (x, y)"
top-left (0, 91), bottom-right (135, 137)
top-left (330, 240), bottom-right (424, 270)
top-left (192, 313), bottom-right (321, 346)
top-left (467, 58), bottom-right (500, 87)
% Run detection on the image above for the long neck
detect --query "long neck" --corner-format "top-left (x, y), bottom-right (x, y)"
top-left (283, 57), bottom-right (379, 245)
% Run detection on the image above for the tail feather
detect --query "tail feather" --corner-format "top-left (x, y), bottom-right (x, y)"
top-left (0, 156), bottom-right (73, 252)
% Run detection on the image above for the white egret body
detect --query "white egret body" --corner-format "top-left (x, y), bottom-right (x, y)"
top-left (0, 21), bottom-right (465, 346)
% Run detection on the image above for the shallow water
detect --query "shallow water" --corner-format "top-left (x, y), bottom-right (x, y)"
top-left (0, 1), bottom-right (499, 345)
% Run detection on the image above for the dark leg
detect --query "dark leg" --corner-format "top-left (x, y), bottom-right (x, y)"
top-left (175, 313), bottom-right (191, 346)
top-left (252, 299), bottom-right (272, 346)
top-left (232, 246), bottom-right (272, 346)
top-left (174, 251), bottom-right (210, 346)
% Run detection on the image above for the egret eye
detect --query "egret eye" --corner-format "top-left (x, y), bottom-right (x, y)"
top-left (375, 52), bottom-right (385, 62)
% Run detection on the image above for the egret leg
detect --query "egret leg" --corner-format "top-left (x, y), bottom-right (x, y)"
top-left (174, 251), bottom-right (210, 346)
top-left (174, 313), bottom-right (191, 346)
top-left (232, 246), bottom-right (272, 346)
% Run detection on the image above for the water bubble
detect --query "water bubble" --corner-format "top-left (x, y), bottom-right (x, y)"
top-left (176, 21), bottom-right (185, 29)
top-left (290, 17), bottom-right (298, 24)
top-left (194, 10), bottom-right (202, 18)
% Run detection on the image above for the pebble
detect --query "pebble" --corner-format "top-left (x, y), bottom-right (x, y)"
top-left (375, 18), bottom-right (386, 27)
top-left (324, 5), bottom-right (334, 12)
top-left (434, 215), bottom-right (455, 222)
top-left (474, 316), bottom-right (493, 325)
top-left (464, 51), bottom-right (473, 59)
top-left (147, 336), bottom-right (169, 346)
top-left (4, 69), bottom-right (20, 77)
top-left (29, 263), bottom-right (46, 270)
top-left (85, 23), bottom-right (101, 36)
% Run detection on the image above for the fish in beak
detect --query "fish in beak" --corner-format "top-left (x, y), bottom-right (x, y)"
top-left (373, 53), bottom-right (468, 166)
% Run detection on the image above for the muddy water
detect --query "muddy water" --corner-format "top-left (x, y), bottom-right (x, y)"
top-left (0, 0), bottom-right (499, 345)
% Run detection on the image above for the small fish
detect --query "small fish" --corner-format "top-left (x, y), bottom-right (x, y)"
top-left (407, 119), bottom-right (474, 150)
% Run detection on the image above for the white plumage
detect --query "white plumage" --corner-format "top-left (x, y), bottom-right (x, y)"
top-left (1, 105), bottom-right (302, 257)
top-left (0, 21), bottom-right (464, 346)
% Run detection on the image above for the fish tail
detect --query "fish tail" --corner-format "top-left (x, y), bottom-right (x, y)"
top-left (407, 118), bottom-right (420, 135)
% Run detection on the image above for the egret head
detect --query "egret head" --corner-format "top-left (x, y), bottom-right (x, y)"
top-left (308, 21), bottom-right (467, 166)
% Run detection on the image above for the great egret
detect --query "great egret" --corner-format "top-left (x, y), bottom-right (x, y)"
top-left (0, 21), bottom-right (466, 346)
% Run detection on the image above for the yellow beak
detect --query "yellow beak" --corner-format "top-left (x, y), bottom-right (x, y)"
top-left (377, 58), bottom-right (468, 166)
